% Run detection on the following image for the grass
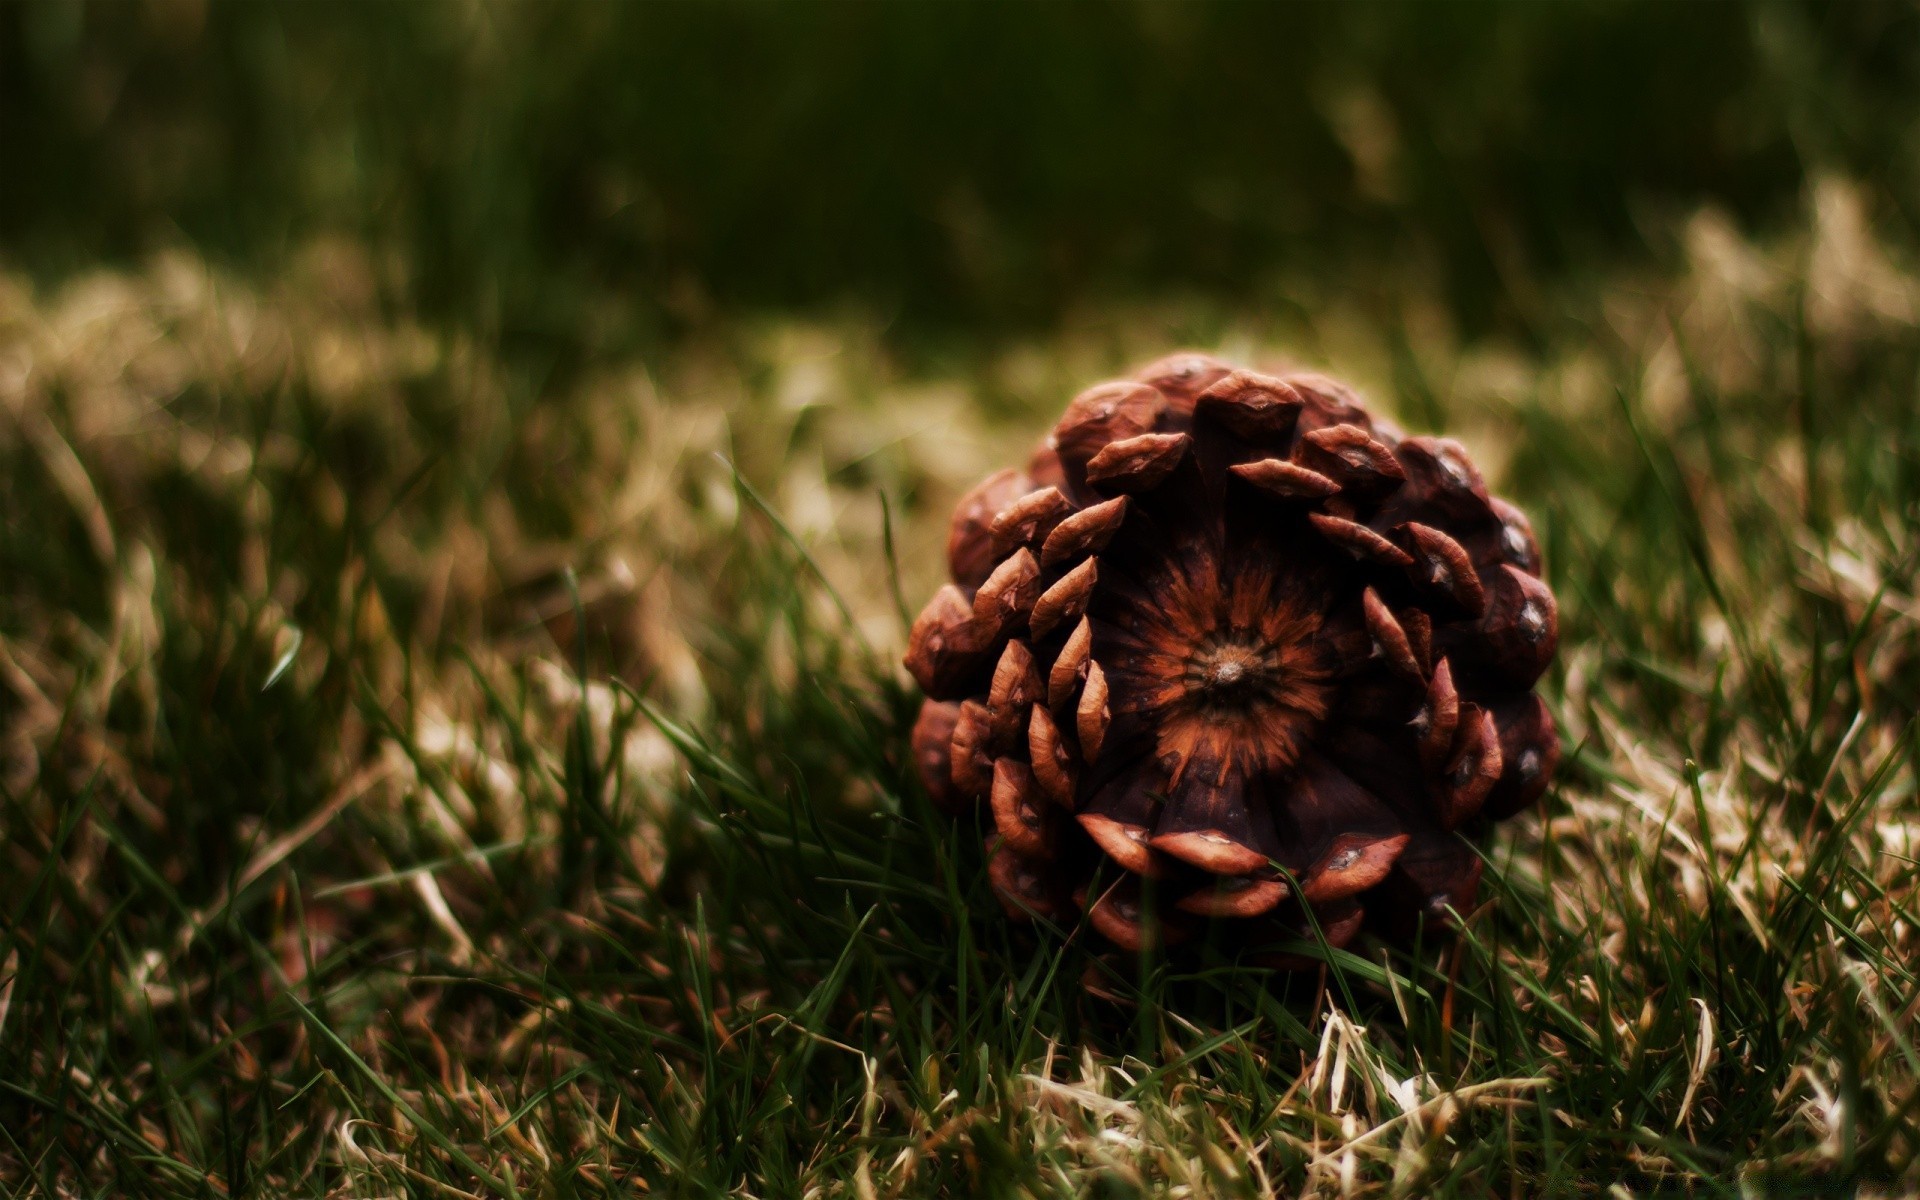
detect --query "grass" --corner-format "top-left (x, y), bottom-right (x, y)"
top-left (3, 187), bottom-right (1920, 1196)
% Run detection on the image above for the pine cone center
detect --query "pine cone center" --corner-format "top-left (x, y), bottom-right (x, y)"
top-left (1183, 637), bottom-right (1299, 707)
top-left (1149, 616), bottom-right (1330, 782)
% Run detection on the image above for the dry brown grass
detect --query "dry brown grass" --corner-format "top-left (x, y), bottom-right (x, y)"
top-left (2, 180), bottom-right (1918, 1195)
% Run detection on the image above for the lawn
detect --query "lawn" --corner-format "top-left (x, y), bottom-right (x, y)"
top-left (3, 4), bottom-right (1918, 1196)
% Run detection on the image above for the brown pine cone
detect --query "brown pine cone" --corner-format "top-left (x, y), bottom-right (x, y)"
top-left (905, 355), bottom-right (1560, 958)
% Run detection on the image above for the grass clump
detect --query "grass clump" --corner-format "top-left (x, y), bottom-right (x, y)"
top-left (3, 185), bottom-right (1920, 1196)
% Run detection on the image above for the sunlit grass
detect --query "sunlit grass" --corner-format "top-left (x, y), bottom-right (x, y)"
top-left (2, 186), bottom-right (1918, 1195)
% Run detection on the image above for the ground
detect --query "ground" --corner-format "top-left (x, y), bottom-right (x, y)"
top-left (3, 181), bottom-right (1917, 1196)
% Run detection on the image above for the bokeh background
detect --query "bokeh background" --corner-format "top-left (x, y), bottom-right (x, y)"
top-left (7, 0), bottom-right (1915, 658)
top-left (6, 2), bottom-right (1920, 1194)
top-left (9, 1), bottom-right (1915, 341)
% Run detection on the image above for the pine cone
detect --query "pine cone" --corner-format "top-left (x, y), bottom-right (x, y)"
top-left (905, 355), bottom-right (1560, 958)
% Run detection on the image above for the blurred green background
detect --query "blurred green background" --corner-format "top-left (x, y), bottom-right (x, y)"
top-left (6, 0), bottom-right (1915, 354)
